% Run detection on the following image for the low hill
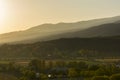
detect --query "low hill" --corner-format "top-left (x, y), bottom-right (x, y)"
top-left (0, 37), bottom-right (120, 59)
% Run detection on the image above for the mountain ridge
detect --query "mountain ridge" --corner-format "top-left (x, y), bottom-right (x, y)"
top-left (0, 16), bottom-right (120, 44)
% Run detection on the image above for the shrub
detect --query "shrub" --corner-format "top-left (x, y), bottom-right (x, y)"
top-left (110, 74), bottom-right (120, 80)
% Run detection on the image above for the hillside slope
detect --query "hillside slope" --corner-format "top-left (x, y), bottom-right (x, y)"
top-left (59, 23), bottom-right (120, 38)
top-left (0, 37), bottom-right (120, 59)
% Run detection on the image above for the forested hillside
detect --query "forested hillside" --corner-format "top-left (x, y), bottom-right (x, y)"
top-left (0, 37), bottom-right (120, 59)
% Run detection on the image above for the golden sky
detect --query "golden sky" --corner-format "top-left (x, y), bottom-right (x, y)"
top-left (0, 0), bottom-right (120, 34)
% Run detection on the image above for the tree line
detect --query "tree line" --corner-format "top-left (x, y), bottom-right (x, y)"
top-left (0, 59), bottom-right (120, 80)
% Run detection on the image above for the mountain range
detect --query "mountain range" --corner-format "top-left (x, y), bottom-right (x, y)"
top-left (1, 16), bottom-right (120, 44)
top-left (0, 16), bottom-right (120, 59)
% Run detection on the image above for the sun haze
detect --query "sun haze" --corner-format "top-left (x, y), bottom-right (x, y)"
top-left (0, 0), bottom-right (120, 34)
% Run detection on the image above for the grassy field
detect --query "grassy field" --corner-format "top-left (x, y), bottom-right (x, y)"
top-left (95, 58), bottom-right (120, 63)
top-left (0, 58), bottom-right (119, 66)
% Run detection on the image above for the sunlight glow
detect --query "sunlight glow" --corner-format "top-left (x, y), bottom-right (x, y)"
top-left (0, 0), bottom-right (120, 34)
top-left (0, 0), bottom-right (7, 22)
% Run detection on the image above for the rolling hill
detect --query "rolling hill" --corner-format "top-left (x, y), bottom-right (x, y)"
top-left (0, 37), bottom-right (120, 59)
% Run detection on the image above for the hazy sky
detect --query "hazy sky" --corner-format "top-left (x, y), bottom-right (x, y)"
top-left (0, 0), bottom-right (120, 34)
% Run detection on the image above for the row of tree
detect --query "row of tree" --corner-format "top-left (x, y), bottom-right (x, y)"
top-left (0, 59), bottom-right (120, 80)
